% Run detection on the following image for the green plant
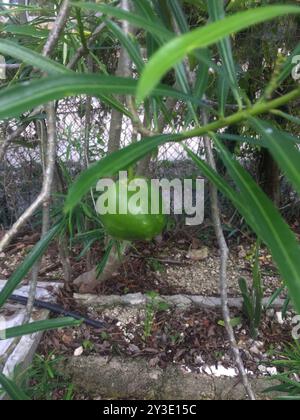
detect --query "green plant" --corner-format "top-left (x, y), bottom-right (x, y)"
top-left (0, 220), bottom-right (82, 399)
top-left (218, 317), bottom-right (242, 329)
top-left (264, 342), bottom-right (300, 400)
top-left (16, 353), bottom-right (74, 401)
top-left (2, 0), bottom-right (300, 400)
top-left (267, 286), bottom-right (291, 320)
top-left (143, 291), bottom-right (169, 340)
top-left (148, 258), bottom-right (165, 273)
top-left (238, 240), bottom-right (263, 340)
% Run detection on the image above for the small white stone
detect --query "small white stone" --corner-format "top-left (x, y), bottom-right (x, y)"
top-left (258, 365), bottom-right (267, 373)
top-left (276, 312), bottom-right (284, 325)
top-left (74, 346), bottom-right (84, 357)
top-left (250, 346), bottom-right (261, 356)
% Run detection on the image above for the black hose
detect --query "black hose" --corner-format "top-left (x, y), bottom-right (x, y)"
top-left (9, 294), bottom-right (107, 330)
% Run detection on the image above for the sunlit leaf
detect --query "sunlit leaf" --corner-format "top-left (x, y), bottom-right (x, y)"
top-left (137, 5), bottom-right (300, 102)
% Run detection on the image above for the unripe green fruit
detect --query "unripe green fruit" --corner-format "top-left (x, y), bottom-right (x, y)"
top-left (99, 177), bottom-right (166, 241)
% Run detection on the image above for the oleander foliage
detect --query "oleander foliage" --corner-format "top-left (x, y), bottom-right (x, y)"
top-left (0, 0), bottom-right (300, 399)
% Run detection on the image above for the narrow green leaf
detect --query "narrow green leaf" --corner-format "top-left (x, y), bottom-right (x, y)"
top-left (0, 39), bottom-right (70, 75)
top-left (0, 223), bottom-right (63, 309)
top-left (64, 133), bottom-right (183, 213)
top-left (168, 0), bottom-right (189, 33)
top-left (0, 3), bottom-right (43, 12)
top-left (74, 2), bottom-right (173, 41)
top-left (239, 278), bottom-right (252, 312)
top-left (271, 109), bottom-right (300, 126)
top-left (0, 75), bottom-right (196, 120)
top-left (207, 0), bottom-right (241, 107)
top-left (277, 42), bottom-right (300, 85)
top-left (106, 20), bottom-right (144, 73)
top-left (218, 71), bottom-right (230, 118)
top-left (96, 240), bottom-right (115, 278)
top-left (213, 136), bottom-right (300, 314)
top-left (0, 372), bottom-right (29, 401)
top-left (4, 24), bottom-right (49, 38)
top-left (251, 118), bottom-right (300, 196)
top-left (0, 318), bottom-right (82, 340)
top-left (137, 5), bottom-right (300, 102)
top-left (185, 141), bottom-right (300, 314)
top-left (266, 286), bottom-right (285, 309)
top-left (194, 48), bottom-right (211, 100)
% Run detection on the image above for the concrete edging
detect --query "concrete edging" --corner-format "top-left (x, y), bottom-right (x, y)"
top-left (74, 292), bottom-right (286, 310)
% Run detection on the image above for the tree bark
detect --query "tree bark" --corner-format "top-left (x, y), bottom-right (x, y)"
top-left (258, 148), bottom-right (280, 206)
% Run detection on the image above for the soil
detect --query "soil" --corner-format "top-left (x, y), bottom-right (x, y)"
top-left (0, 227), bottom-right (295, 400)
top-left (38, 303), bottom-right (294, 378)
top-left (0, 227), bottom-right (284, 297)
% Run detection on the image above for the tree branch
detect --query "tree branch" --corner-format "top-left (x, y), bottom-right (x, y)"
top-left (67, 22), bottom-right (106, 70)
top-left (23, 104), bottom-right (57, 322)
top-left (42, 0), bottom-right (71, 57)
top-left (0, 0), bottom-right (71, 250)
top-left (202, 107), bottom-right (256, 401)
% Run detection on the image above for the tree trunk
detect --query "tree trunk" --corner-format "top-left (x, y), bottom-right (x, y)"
top-left (258, 148), bottom-right (280, 206)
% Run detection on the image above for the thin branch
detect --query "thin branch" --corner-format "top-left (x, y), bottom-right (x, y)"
top-left (0, 121), bottom-right (32, 162)
top-left (0, 0), bottom-right (71, 251)
top-left (0, 1), bottom-right (70, 161)
top-left (42, 0), bottom-right (71, 57)
top-left (107, 0), bottom-right (132, 154)
top-left (23, 105), bottom-right (56, 322)
top-left (67, 22), bottom-right (106, 70)
top-left (202, 107), bottom-right (256, 401)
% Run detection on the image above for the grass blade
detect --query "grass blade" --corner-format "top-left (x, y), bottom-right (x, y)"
top-left (0, 372), bottom-right (29, 401)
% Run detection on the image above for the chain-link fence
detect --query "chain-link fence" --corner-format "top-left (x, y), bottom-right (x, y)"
top-left (0, 97), bottom-right (203, 227)
top-left (2, 96), bottom-right (299, 228)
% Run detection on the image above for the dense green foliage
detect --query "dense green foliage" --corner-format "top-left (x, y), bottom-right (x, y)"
top-left (0, 0), bottom-right (300, 399)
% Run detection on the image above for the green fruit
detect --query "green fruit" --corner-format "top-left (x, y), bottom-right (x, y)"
top-left (98, 177), bottom-right (166, 241)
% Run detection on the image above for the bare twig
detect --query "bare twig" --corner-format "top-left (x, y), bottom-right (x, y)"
top-left (23, 105), bottom-right (57, 322)
top-left (0, 121), bottom-right (32, 162)
top-left (67, 22), bottom-right (106, 70)
top-left (0, 1), bottom-right (70, 161)
top-left (202, 108), bottom-right (256, 401)
top-left (0, 110), bottom-right (57, 253)
top-left (22, 1), bottom-right (73, 319)
top-left (42, 0), bottom-right (71, 57)
top-left (0, 0), bottom-right (71, 251)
